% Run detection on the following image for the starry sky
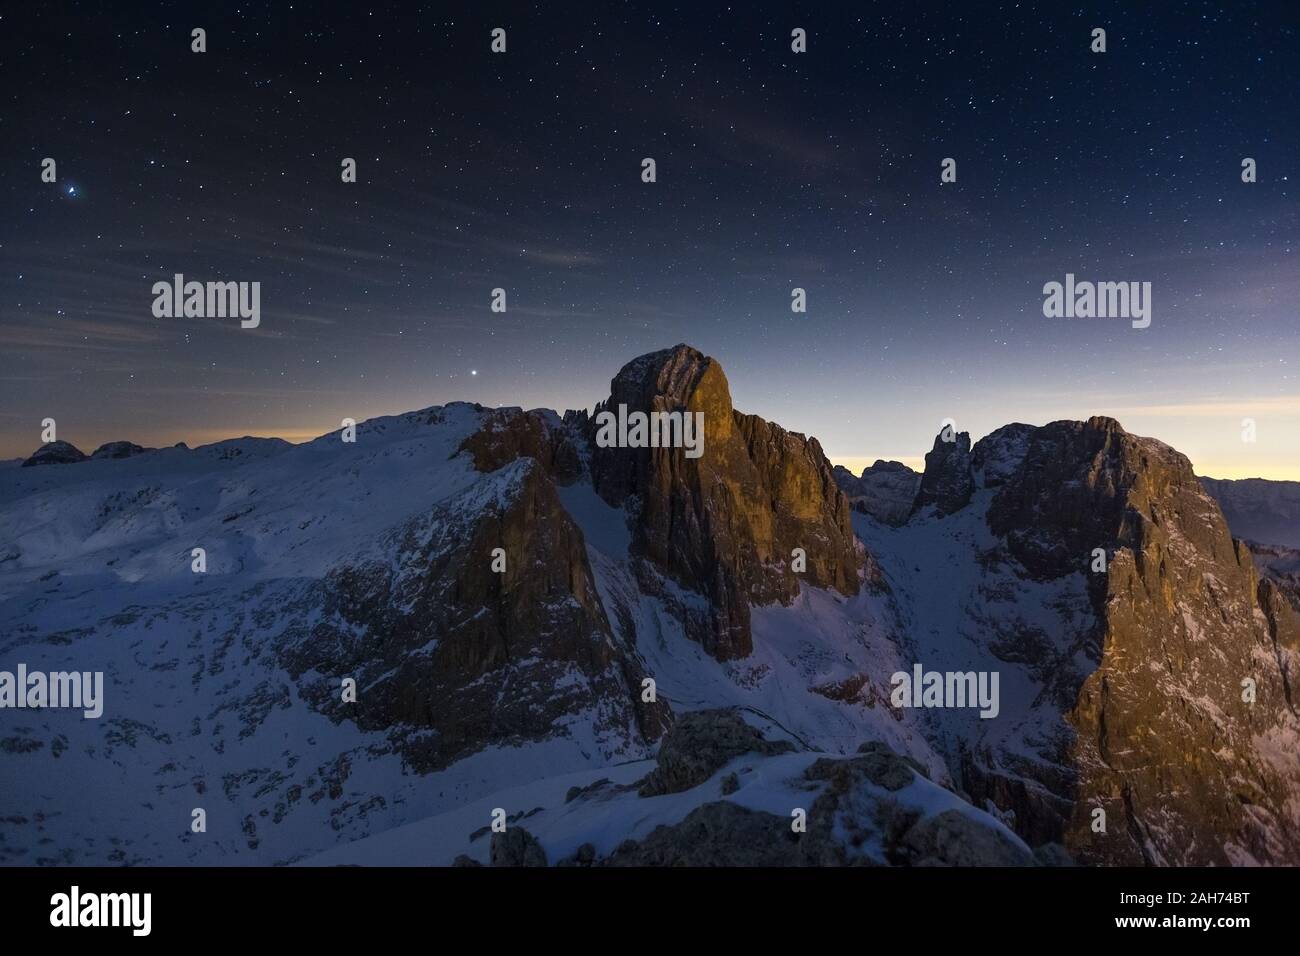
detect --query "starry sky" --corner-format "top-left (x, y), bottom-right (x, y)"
top-left (3, 1), bottom-right (1298, 478)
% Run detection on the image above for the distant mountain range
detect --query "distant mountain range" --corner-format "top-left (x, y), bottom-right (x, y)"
top-left (2, 344), bottom-right (1297, 867)
top-left (1200, 476), bottom-right (1300, 549)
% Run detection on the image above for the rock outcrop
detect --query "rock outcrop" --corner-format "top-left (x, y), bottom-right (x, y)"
top-left (21, 440), bottom-right (87, 467)
top-left (588, 344), bottom-right (861, 659)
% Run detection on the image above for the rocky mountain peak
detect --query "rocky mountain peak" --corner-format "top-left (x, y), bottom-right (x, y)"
top-left (604, 343), bottom-right (722, 416)
top-left (911, 429), bottom-right (974, 516)
top-left (958, 417), bottom-right (1300, 864)
top-left (588, 344), bottom-right (861, 660)
top-left (986, 417), bottom-right (1197, 579)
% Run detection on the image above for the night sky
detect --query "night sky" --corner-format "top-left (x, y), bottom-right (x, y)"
top-left (3, 1), bottom-right (1298, 478)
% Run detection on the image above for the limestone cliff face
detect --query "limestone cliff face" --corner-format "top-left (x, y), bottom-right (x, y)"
top-left (980, 417), bottom-right (1300, 864)
top-left (587, 345), bottom-right (861, 660)
top-left (281, 457), bottom-right (665, 772)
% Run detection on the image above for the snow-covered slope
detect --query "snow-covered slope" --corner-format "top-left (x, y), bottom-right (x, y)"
top-left (3, 347), bottom-right (1298, 867)
top-left (1, 404), bottom-right (637, 864)
top-left (0, 396), bottom-right (937, 865)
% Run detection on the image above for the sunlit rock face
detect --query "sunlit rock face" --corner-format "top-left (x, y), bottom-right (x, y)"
top-left (982, 417), bottom-right (1300, 864)
top-left (587, 344), bottom-right (861, 660)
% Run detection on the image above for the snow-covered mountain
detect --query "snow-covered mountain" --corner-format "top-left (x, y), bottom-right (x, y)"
top-left (2, 345), bottom-right (1297, 866)
top-left (832, 460), bottom-right (920, 526)
top-left (1201, 476), bottom-right (1300, 549)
